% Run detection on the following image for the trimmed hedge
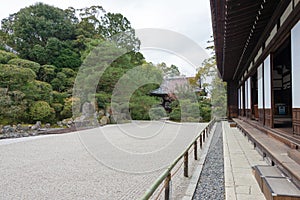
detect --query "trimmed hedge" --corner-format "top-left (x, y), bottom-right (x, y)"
top-left (0, 50), bottom-right (17, 64)
top-left (8, 58), bottom-right (41, 74)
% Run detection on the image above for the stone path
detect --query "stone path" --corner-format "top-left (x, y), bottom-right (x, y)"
top-left (0, 121), bottom-right (207, 200)
top-left (222, 121), bottom-right (266, 200)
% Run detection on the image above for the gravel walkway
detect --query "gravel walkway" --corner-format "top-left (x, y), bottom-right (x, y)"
top-left (0, 121), bottom-right (207, 200)
top-left (193, 122), bottom-right (225, 200)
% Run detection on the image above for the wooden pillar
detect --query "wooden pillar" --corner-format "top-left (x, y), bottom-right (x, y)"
top-left (194, 141), bottom-right (197, 160)
top-left (200, 134), bottom-right (203, 149)
top-left (184, 152), bottom-right (188, 177)
top-left (164, 173), bottom-right (171, 200)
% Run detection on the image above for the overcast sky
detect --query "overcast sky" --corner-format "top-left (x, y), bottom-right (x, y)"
top-left (0, 0), bottom-right (212, 76)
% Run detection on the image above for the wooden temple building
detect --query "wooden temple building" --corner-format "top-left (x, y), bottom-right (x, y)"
top-left (210, 0), bottom-right (300, 137)
top-left (210, 0), bottom-right (300, 195)
top-left (150, 76), bottom-right (202, 112)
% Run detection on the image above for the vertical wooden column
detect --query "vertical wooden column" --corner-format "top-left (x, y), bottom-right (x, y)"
top-left (194, 141), bottom-right (197, 160)
top-left (184, 152), bottom-right (188, 177)
top-left (164, 173), bottom-right (171, 200)
top-left (200, 134), bottom-right (203, 149)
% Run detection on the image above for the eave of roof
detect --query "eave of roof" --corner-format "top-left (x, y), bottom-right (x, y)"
top-left (210, 0), bottom-right (281, 81)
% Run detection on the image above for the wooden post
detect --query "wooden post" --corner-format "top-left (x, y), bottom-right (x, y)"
top-left (184, 152), bottom-right (188, 177)
top-left (194, 141), bottom-right (197, 160)
top-left (200, 134), bottom-right (203, 149)
top-left (164, 173), bottom-right (171, 200)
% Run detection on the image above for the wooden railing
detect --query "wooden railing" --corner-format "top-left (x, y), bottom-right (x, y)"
top-left (141, 118), bottom-right (216, 200)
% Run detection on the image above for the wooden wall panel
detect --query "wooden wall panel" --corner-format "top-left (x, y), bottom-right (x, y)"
top-left (245, 109), bottom-right (251, 119)
top-left (227, 82), bottom-right (238, 119)
top-left (239, 109), bottom-right (244, 117)
top-left (259, 109), bottom-right (264, 125)
top-left (265, 109), bottom-right (273, 128)
top-left (229, 105), bottom-right (238, 118)
top-left (293, 108), bottom-right (300, 135)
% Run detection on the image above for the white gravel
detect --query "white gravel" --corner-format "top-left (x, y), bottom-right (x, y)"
top-left (0, 121), bottom-right (208, 200)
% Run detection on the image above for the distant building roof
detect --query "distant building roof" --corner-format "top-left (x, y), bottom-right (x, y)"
top-left (150, 76), bottom-right (201, 96)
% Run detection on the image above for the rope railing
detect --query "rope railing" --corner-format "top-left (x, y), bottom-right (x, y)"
top-left (141, 118), bottom-right (216, 200)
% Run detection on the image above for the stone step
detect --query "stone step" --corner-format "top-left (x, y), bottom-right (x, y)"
top-left (253, 165), bottom-right (300, 200)
top-left (252, 165), bottom-right (285, 190)
top-left (234, 118), bottom-right (300, 188)
top-left (262, 177), bottom-right (300, 200)
top-left (288, 149), bottom-right (300, 165)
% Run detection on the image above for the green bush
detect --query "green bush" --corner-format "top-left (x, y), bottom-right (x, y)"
top-left (149, 106), bottom-right (166, 120)
top-left (0, 64), bottom-right (36, 90)
top-left (0, 89), bottom-right (28, 124)
top-left (21, 80), bottom-right (53, 103)
top-left (129, 95), bottom-right (160, 120)
top-left (51, 102), bottom-right (64, 120)
top-left (29, 101), bottom-right (55, 123)
top-left (0, 50), bottom-right (17, 64)
top-left (60, 97), bottom-right (81, 119)
top-left (52, 91), bottom-right (68, 104)
top-left (169, 98), bottom-right (211, 122)
top-left (181, 101), bottom-right (200, 121)
top-left (61, 68), bottom-right (76, 77)
top-left (95, 92), bottom-right (111, 109)
top-left (38, 65), bottom-right (57, 83)
top-left (8, 58), bottom-right (41, 74)
top-left (169, 108), bottom-right (181, 122)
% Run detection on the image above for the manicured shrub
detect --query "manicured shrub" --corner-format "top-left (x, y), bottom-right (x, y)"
top-left (0, 64), bottom-right (36, 90)
top-left (149, 106), bottom-right (167, 120)
top-left (0, 50), bottom-right (17, 64)
top-left (29, 101), bottom-right (55, 123)
top-left (169, 108), bottom-right (181, 122)
top-left (8, 58), bottom-right (41, 74)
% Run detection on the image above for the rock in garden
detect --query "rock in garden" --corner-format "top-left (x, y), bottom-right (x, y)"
top-left (98, 109), bottom-right (105, 117)
top-left (2, 125), bottom-right (14, 134)
top-left (31, 125), bottom-right (38, 130)
top-left (100, 116), bottom-right (109, 126)
top-left (31, 121), bottom-right (41, 130)
top-left (57, 121), bottom-right (63, 127)
top-left (45, 123), bottom-right (51, 129)
top-left (16, 124), bottom-right (22, 131)
top-left (22, 133), bottom-right (29, 137)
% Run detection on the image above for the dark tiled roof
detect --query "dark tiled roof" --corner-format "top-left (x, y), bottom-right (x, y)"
top-left (151, 76), bottom-right (200, 95)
